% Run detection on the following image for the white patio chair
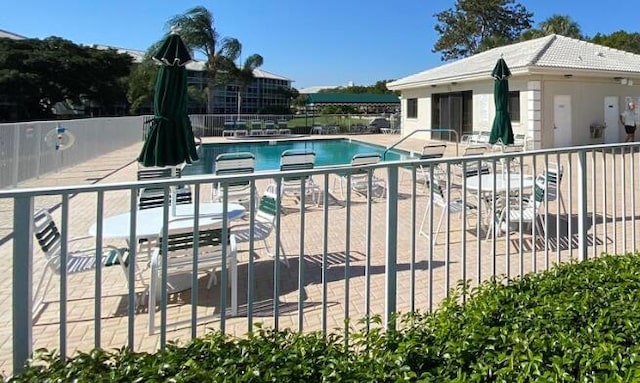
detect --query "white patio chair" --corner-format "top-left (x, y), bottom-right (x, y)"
top-left (498, 144), bottom-right (525, 173)
top-left (231, 191), bottom-right (288, 266)
top-left (451, 146), bottom-right (491, 183)
top-left (419, 179), bottom-right (479, 245)
top-left (32, 209), bottom-right (139, 318)
top-left (333, 153), bottom-right (386, 199)
top-left (399, 143), bottom-right (447, 189)
top-left (211, 152), bottom-right (256, 209)
top-left (148, 223), bottom-right (237, 334)
top-left (137, 164), bottom-right (192, 210)
top-left (540, 162), bottom-right (566, 215)
top-left (266, 149), bottom-right (320, 207)
top-left (487, 176), bottom-right (546, 239)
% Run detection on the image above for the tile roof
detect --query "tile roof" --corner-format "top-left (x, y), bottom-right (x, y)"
top-left (387, 35), bottom-right (640, 90)
top-left (0, 29), bottom-right (27, 40)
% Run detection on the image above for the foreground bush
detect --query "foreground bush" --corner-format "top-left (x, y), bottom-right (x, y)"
top-left (8, 254), bottom-right (640, 382)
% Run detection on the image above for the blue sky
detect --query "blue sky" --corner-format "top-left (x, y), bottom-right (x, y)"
top-left (2, 0), bottom-right (638, 89)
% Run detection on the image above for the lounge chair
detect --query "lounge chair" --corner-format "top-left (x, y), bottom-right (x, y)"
top-left (264, 120), bottom-right (278, 135)
top-left (266, 149), bottom-right (320, 207)
top-left (277, 120), bottom-right (290, 135)
top-left (148, 223), bottom-right (237, 334)
top-left (32, 209), bottom-right (139, 318)
top-left (333, 153), bottom-right (386, 199)
top-left (211, 152), bottom-right (256, 209)
top-left (249, 120), bottom-right (264, 136)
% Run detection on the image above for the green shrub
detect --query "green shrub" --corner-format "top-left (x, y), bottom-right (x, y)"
top-left (8, 254), bottom-right (640, 382)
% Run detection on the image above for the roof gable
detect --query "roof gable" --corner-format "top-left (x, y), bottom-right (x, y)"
top-left (388, 35), bottom-right (640, 90)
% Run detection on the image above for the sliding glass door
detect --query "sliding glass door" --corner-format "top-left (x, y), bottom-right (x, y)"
top-left (431, 91), bottom-right (472, 142)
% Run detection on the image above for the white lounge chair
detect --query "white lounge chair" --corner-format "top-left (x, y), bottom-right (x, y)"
top-left (266, 149), bottom-right (320, 207)
top-left (333, 153), bottom-right (386, 199)
top-left (211, 152), bottom-right (256, 209)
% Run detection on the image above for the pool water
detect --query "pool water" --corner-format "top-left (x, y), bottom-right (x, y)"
top-left (182, 138), bottom-right (416, 175)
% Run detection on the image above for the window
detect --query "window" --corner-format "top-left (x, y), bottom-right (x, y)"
top-left (509, 91), bottom-right (520, 122)
top-left (407, 98), bottom-right (418, 118)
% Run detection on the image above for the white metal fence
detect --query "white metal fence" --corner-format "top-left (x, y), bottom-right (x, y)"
top-left (0, 116), bottom-right (145, 189)
top-left (2, 142), bottom-right (640, 374)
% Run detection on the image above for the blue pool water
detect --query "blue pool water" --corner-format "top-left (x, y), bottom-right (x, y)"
top-left (182, 138), bottom-right (416, 175)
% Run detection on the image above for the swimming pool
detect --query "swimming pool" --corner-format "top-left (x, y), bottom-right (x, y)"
top-left (182, 138), bottom-right (416, 175)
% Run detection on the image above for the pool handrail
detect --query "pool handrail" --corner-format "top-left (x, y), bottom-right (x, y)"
top-left (382, 129), bottom-right (459, 160)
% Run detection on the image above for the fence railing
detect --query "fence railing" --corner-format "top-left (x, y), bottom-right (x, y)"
top-left (186, 114), bottom-right (392, 137)
top-left (0, 116), bottom-right (145, 189)
top-left (2, 142), bottom-right (640, 374)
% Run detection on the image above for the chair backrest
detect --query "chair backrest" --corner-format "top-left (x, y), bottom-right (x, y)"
top-left (514, 133), bottom-right (527, 146)
top-left (138, 187), bottom-right (192, 210)
top-left (258, 193), bottom-right (278, 219)
top-left (501, 144), bottom-right (524, 153)
top-left (533, 175), bottom-right (547, 205)
top-left (478, 131), bottom-right (491, 143)
top-left (351, 153), bottom-right (381, 166)
top-left (158, 223), bottom-right (230, 266)
top-left (33, 209), bottom-right (61, 260)
top-left (280, 149), bottom-right (316, 171)
top-left (420, 144), bottom-right (447, 160)
top-left (349, 153), bottom-right (381, 178)
top-left (540, 163), bottom-right (563, 201)
top-left (161, 226), bottom-right (224, 252)
top-left (462, 146), bottom-right (487, 156)
top-left (137, 165), bottom-right (183, 181)
top-left (543, 163), bottom-right (563, 184)
top-left (215, 152), bottom-right (255, 176)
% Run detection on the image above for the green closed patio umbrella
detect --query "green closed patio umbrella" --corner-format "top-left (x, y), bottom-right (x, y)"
top-left (138, 32), bottom-right (199, 167)
top-left (489, 57), bottom-right (514, 145)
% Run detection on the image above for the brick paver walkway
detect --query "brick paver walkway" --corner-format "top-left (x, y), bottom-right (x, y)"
top-left (0, 134), bottom-right (637, 376)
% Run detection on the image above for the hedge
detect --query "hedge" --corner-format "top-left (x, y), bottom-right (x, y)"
top-left (7, 253), bottom-right (640, 382)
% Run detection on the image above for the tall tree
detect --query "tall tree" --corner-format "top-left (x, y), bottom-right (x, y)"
top-left (168, 6), bottom-right (240, 113)
top-left (228, 53), bottom-right (264, 117)
top-left (127, 56), bottom-right (158, 114)
top-left (591, 31), bottom-right (640, 55)
top-left (433, 0), bottom-right (533, 61)
top-left (521, 14), bottom-right (582, 40)
top-left (0, 37), bottom-right (131, 121)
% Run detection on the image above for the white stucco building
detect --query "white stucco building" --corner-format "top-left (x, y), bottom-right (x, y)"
top-left (387, 34), bottom-right (640, 149)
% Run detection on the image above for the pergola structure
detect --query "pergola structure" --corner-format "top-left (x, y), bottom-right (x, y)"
top-left (306, 93), bottom-right (400, 111)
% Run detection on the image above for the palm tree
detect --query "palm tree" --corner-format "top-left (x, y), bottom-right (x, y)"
top-left (521, 14), bottom-right (582, 41)
top-left (167, 6), bottom-right (240, 113)
top-left (540, 15), bottom-right (582, 39)
top-left (230, 54), bottom-right (264, 118)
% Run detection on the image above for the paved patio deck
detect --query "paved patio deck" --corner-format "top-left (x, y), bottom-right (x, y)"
top-left (0, 134), bottom-right (636, 375)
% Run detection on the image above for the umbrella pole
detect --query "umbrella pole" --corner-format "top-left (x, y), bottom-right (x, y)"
top-left (171, 167), bottom-right (177, 217)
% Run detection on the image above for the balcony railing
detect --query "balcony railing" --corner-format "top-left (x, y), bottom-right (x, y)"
top-left (2, 142), bottom-right (639, 374)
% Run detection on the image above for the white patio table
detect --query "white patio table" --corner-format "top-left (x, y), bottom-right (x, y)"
top-left (465, 173), bottom-right (535, 236)
top-left (89, 202), bottom-right (246, 297)
top-left (89, 202), bottom-right (245, 240)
